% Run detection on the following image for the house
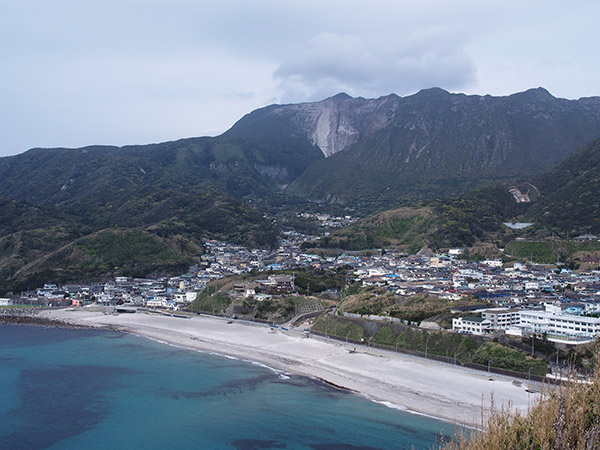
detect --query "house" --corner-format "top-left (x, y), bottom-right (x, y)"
top-left (0, 298), bottom-right (13, 306)
top-left (257, 275), bottom-right (295, 294)
top-left (452, 316), bottom-right (492, 335)
top-left (574, 234), bottom-right (599, 241)
top-left (146, 299), bottom-right (165, 308)
top-left (482, 259), bottom-right (503, 268)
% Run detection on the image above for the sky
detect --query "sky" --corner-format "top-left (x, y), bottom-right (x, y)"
top-left (1, 0), bottom-right (598, 157)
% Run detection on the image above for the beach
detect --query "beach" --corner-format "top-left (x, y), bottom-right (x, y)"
top-left (40, 308), bottom-right (539, 426)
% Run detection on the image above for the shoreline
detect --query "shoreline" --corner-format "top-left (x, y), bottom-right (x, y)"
top-left (36, 308), bottom-right (539, 427)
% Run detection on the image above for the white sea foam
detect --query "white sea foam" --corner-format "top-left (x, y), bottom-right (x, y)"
top-left (373, 400), bottom-right (408, 411)
top-left (138, 334), bottom-right (206, 353)
top-left (243, 359), bottom-right (282, 374)
top-left (209, 352), bottom-right (239, 360)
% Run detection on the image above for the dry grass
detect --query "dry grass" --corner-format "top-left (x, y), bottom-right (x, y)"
top-left (443, 357), bottom-right (600, 450)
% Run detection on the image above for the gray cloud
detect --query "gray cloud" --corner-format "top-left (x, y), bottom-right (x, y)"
top-left (274, 26), bottom-right (476, 101)
top-left (0, 0), bottom-right (598, 156)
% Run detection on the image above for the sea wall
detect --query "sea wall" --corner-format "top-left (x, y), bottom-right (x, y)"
top-left (0, 307), bottom-right (87, 328)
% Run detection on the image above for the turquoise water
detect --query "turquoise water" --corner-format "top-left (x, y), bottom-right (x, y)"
top-left (0, 324), bottom-right (452, 449)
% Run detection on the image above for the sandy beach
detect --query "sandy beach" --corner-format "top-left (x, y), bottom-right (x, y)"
top-left (40, 308), bottom-right (540, 426)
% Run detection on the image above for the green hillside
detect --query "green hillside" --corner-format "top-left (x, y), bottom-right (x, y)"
top-left (0, 133), bottom-right (305, 293)
top-left (527, 137), bottom-right (600, 235)
top-left (505, 240), bottom-right (600, 265)
top-left (311, 137), bottom-right (600, 252)
top-left (309, 207), bottom-right (435, 252)
top-left (6, 229), bottom-right (200, 293)
top-left (0, 190), bottom-right (278, 295)
top-left (310, 185), bottom-right (528, 251)
top-left (0, 136), bottom-right (322, 208)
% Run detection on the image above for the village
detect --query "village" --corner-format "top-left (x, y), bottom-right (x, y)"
top-left (3, 226), bottom-right (600, 348)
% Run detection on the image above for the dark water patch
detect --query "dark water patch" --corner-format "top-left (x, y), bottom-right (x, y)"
top-left (99, 331), bottom-right (128, 340)
top-left (162, 373), bottom-right (274, 400)
top-left (1, 364), bottom-right (131, 449)
top-left (232, 439), bottom-right (287, 449)
top-left (0, 355), bottom-right (22, 363)
top-left (310, 444), bottom-right (384, 450)
top-left (113, 341), bottom-right (157, 354)
top-left (360, 414), bottom-right (448, 441)
top-left (274, 375), bottom-right (351, 399)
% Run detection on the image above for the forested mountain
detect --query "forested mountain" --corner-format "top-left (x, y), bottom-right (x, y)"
top-left (525, 137), bottom-right (600, 235)
top-left (0, 137), bottom-right (322, 207)
top-left (285, 88), bottom-right (600, 206)
top-left (0, 189), bottom-right (278, 294)
top-left (1, 87), bottom-right (600, 292)
top-left (311, 137), bottom-right (600, 252)
top-left (2, 87), bottom-right (599, 213)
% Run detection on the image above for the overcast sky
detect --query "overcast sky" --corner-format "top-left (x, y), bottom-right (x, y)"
top-left (1, 0), bottom-right (598, 157)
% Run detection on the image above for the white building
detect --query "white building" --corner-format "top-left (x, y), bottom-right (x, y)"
top-left (525, 282), bottom-right (540, 291)
top-left (452, 316), bottom-right (492, 335)
top-left (146, 299), bottom-right (165, 308)
top-left (482, 259), bottom-right (503, 268)
top-left (481, 308), bottom-right (521, 330)
top-left (0, 298), bottom-right (13, 306)
top-left (518, 303), bottom-right (600, 343)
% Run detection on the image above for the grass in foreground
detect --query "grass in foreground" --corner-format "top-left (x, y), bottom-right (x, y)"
top-left (443, 354), bottom-right (600, 449)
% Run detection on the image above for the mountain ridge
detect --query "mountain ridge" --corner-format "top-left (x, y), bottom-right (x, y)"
top-left (283, 88), bottom-right (600, 206)
top-left (2, 87), bottom-right (600, 292)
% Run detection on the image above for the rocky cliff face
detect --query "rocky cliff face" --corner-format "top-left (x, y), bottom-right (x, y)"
top-left (290, 93), bottom-right (400, 157)
top-left (225, 92), bottom-right (400, 157)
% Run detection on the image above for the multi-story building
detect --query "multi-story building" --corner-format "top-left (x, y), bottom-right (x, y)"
top-left (452, 316), bottom-right (492, 335)
top-left (517, 303), bottom-right (600, 343)
top-left (481, 308), bottom-right (521, 330)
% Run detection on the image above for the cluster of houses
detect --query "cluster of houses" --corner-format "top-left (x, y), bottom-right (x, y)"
top-left (20, 278), bottom-right (200, 309)
top-left (296, 212), bottom-right (359, 229)
top-left (233, 275), bottom-right (295, 299)
top-left (9, 232), bottom-right (600, 346)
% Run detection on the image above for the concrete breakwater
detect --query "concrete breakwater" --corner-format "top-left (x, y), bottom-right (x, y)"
top-left (0, 308), bottom-right (88, 329)
top-left (0, 307), bottom-right (41, 318)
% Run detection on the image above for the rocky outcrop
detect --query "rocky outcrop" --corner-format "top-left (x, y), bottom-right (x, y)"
top-left (509, 183), bottom-right (540, 203)
top-left (225, 92), bottom-right (400, 158)
top-left (292, 94), bottom-right (398, 157)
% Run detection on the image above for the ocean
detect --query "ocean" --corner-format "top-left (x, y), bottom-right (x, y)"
top-left (0, 324), bottom-right (453, 449)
